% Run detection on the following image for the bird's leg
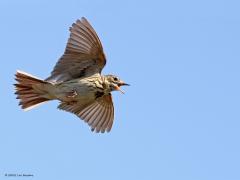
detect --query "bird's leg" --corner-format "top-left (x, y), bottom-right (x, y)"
top-left (65, 90), bottom-right (78, 105)
top-left (66, 89), bottom-right (77, 98)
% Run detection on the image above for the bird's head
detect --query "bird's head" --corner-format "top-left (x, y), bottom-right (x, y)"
top-left (105, 75), bottom-right (129, 94)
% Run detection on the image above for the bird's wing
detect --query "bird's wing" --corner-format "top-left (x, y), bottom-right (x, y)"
top-left (58, 94), bottom-right (114, 133)
top-left (46, 17), bottom-right (106, 82)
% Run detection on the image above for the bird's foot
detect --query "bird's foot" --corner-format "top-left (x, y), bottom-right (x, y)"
top-left (66, 90), bottom-right (77, 98)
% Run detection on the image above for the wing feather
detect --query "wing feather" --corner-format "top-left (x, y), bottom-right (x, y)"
top-left (58, 94), bottom-right (114, 133)
top-left (79, 102), bottom-right (98, 119)
top-left (100, 104), bottom-right (112, 133)
top-left (91, 104), bottom-right (107, 128)
top-left (46, 17), bottom-right (106, 82)
top-left (82, 103), bottom-right (102, 123)
top-left (106, 104), bottom-right (114, 132)
top-left (95, 105), bottom-right (110, 133)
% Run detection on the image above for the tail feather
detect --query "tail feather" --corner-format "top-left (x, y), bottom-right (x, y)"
top-left (14, 70), bottom-right (51, 111)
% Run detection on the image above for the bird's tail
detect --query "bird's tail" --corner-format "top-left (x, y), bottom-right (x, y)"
top-left (14, 70), bottom-right (52, 111)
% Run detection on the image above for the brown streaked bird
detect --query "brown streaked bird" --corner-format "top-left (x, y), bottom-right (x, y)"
top-left (14, 17), bottom-right (129, 133)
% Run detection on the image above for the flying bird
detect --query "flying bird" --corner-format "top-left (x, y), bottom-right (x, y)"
top-left (14, 17), bottom-right (129, 133)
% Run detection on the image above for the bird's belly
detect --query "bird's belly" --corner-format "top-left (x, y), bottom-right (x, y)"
top-left (53, 80), bottom-right (99, 103)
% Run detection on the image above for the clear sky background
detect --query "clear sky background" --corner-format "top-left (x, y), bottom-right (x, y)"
top-left (1, 0), bottom-right (240, 180)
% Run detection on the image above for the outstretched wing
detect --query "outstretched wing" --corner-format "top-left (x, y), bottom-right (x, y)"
top-left (46, 17), bottom-right (106, 82)
top-left (58, 94), bottom-right (114, 133)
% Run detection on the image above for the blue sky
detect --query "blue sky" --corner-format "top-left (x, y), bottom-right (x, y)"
top-left (1, 0), bottom-right (240, 179)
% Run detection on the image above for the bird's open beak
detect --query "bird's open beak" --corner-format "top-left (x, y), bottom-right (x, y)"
top-left (115, 81), bottom-right (130, 94)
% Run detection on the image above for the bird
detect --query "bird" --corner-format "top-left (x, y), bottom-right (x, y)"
top-left (14, 17), bottom-right (129, 133)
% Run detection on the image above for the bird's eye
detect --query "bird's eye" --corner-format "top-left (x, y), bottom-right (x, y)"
top-left (113, 77), bottom-right (118, 81)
